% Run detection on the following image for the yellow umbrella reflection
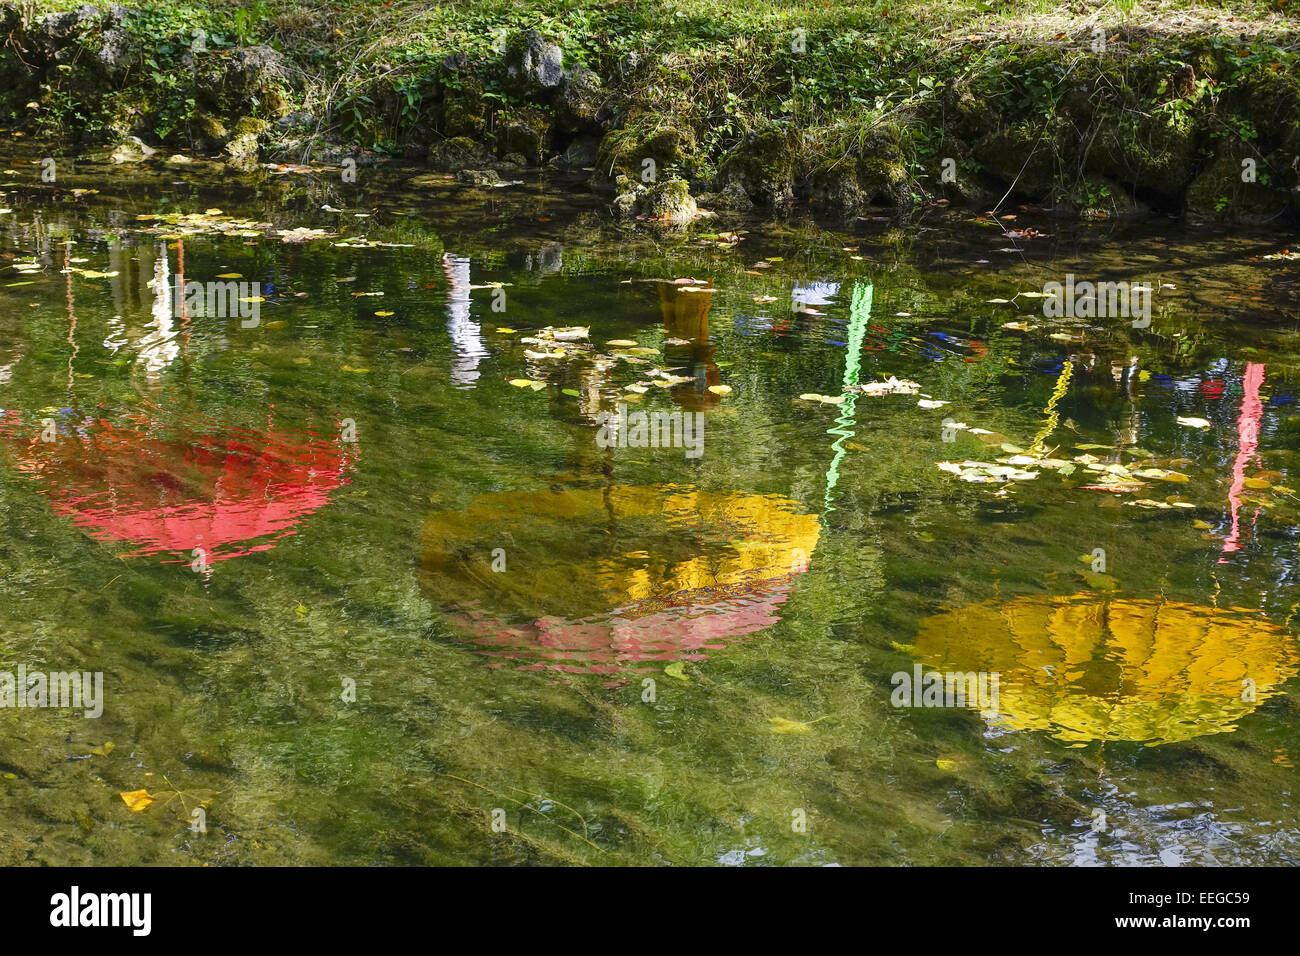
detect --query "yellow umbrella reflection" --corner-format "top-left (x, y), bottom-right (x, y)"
top-left (421, 483), bottom-right (820, 673)
top-left (656, 281), bottom-right (723, 411)
top-left (914, 594), bottom-right (1297, 744)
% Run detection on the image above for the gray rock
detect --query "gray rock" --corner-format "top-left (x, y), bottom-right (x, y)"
top-left (224, 46), bottom-right (290, 110)
top-left (505, 29), bottom-right (563, 95)
top-left (561, 136), bottom-right (600, 169)
top-left (92, 26), bottom-right (133, 80)
top-left (39, 4), bottom-right (100, 47)
top-left (275, 111), bottom-right (316, 130)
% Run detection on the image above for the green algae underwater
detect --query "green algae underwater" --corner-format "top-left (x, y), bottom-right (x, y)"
top-left (0, 151), bottom-right (1299, 866)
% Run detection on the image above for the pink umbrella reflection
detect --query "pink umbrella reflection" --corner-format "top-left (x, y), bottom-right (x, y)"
top-left (1221, 362), bottom-right (1265, 560)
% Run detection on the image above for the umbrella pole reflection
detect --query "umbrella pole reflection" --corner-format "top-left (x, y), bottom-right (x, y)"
top-left (1221, 362), bottom-right (1265, 561)
top-left (64, 241), bottom-right (77, 391)
top-left (823, 281), bottom-right (872, 521)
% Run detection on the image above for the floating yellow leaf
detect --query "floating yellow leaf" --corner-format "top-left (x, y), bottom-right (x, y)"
top-left (664, 661), bottom-right (689, 681)
top-left (90, 741), bottom-right (115, 757)
top-left (119, 790), bottom-right (153, 812)
top-left (768, 716), bottom-right (811, 733)
top-left (606, 339), bottom-right (637, 347)
top-left (935, 758), bottom-right (959, 772)
top-left (707, 385), bottom-right (732, 395)
top-left (768, 715), bottom-right (823, 734)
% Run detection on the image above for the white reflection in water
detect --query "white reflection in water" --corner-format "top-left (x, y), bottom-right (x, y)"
top-left (136, 245), bottom-right (180, 387)
top-left (444, 252), bottom-right (488, 388)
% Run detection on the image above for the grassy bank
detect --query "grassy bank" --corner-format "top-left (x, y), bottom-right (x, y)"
top-left (2, 0), bottom-right (1299, 222)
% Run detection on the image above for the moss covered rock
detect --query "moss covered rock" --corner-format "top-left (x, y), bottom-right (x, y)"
top-left (613, 178), bottom-right (698, 223)
top-left (1185, 153), bottom-right (1290, 223)
top-left (555, 67), bottom-right (605, 133)
top-left (593, 122), bottom-right (695, 190)
top-left (717, 129), bottom-right (794, 206)
top-left (696, 182), bottom-right (754, 212)
top-left (223, 116), bottom-right (269, 172)
top-left (440, 75), bottom-right (487, 139)
top-left (973, 119), bottom-right (1068, 199)
top-left (497, 107), bottom-right (551, 166)
top-left (1056, 175), bottom-right (1149, 220)
top-left (429, 135), bottom-right (494, 170)
top-left (1090, 108), bottom-right (1199, 195)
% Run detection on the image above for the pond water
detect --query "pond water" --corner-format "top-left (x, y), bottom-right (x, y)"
top-left (1, 148), bottom-right (1298, 866)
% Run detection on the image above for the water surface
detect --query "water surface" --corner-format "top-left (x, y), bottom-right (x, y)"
top-left (0, 148), bottom-right (1298, 865)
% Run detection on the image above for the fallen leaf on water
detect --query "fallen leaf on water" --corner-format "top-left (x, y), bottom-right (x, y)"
top-left (1176, 416), bottom-right (1212, 429)
top-left (90, 741), bottom-right (115, 757)
top-left (551, 327), bottom-right (589, 341)
top-left (707, 384), bottom-right (732, 395)
top-left (664, 662), bottom-right (689, 681)
top-left (119, 790), bottom-right (153, 812)
top-left (768, 716), bottom-right (822, 734)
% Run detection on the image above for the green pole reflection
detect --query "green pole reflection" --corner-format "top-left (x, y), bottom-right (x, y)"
top-left (822, 281), bottom-right (872, 522)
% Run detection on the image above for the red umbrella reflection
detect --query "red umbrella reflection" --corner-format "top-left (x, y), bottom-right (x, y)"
top-left (0, 410), bottom-right (356, 563)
